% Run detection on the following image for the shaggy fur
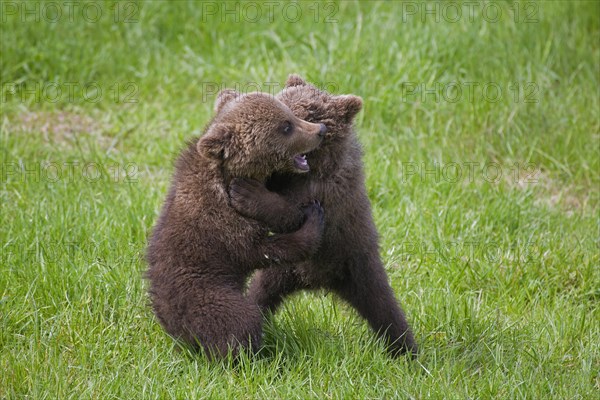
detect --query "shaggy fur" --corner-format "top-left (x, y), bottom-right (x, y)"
top-left (146, 90), bottom-right (326, 358)
top-left (230, 75), bottom-right (418, 356)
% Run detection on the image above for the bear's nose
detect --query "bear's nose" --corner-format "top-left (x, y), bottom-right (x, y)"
top-left (318, 123), bottom-right (327, 137)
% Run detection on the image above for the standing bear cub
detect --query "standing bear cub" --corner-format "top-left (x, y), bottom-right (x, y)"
top-left (230, 75), bottom-right (418, 356)
top-left (146, 90), bottom-right (327, 358)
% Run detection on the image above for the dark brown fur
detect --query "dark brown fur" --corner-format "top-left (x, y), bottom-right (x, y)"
top-left (230, 76), bottom-right (418, 356)
top-left (146, 91), bottom-right (326, 358)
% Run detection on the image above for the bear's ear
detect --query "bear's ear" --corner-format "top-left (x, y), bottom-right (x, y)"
top-left (335, 95), bottom-right (363, 122)
top-left (197, 124), bottom-right (233, 160)
top-left (285, 74), bottom-right (307, 88)
top-left (214, 89), bottom-right (240, 114)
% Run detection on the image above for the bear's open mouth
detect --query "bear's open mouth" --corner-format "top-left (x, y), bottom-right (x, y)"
top-left (293, 154), bottom-right (309, 172)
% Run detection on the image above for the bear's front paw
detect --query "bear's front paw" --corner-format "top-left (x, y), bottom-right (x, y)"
top-left (228, 178), bottom-right (265, 217)
top-left (300, 200), bottom-right (325, 240)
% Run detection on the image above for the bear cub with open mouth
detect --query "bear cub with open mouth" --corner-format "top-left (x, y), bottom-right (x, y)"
top-left (230, 76), bottom-right (418, 356)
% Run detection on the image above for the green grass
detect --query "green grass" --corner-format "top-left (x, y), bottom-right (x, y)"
top-left (1, 0), bottom-right (599, 398)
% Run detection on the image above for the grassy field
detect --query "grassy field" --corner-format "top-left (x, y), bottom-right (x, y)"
top-left (1, 0), bottom-right (599, 398)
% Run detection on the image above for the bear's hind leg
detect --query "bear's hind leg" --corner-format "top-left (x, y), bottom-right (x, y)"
top-left (180, 287), bottom-right (264, 359)
top-left (334, 255), bottom-right (418, 357)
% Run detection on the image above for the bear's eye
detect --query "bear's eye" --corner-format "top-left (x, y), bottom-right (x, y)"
top-left (282, 121), bottom-right (293, 135)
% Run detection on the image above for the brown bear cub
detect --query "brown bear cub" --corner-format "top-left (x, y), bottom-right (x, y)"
top-left (229, 75), bottom-right (418, 356)
top-left (146, 90), bottom-right (327, 358)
